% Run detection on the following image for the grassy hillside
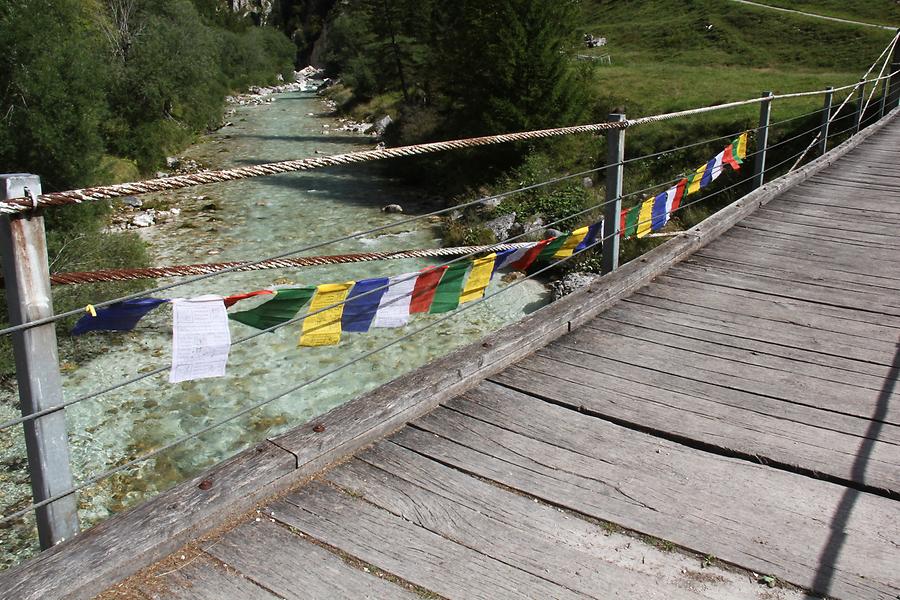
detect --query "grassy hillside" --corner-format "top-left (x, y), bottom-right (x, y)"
top-left (746, 0), bottom-right (900, 27)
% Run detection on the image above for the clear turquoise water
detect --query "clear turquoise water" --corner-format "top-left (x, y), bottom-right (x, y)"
top-left (0, 92), bottom-right (548, 568)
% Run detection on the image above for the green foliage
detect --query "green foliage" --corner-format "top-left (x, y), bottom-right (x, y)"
top-left (0, 0), bottom-right (109, 190)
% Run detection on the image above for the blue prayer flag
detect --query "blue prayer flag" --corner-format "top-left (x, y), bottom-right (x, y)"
top-left (651, 192), bottom-right (668, 231)
top-left (491, 249), bottom-right (517, 276)
top-left (71, 298), bottom-right (168, 335)
top-left (341, 278), bottom-right (389, 333)
top-left (575, 221), bottom-right (603, 252)
top-left (700, 157), bottom-right (716, 189)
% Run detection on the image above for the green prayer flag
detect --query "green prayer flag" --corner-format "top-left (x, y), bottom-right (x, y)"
top-left (624, 206), bottom-right (640, 238)
top-left (429, 261), bottom-right (470, 314)
top-left (228, 286), bottom-right (315, 330)
top-left (536, 234), bottom-right (570, 263)
top-left (731, 137), bottom-right (744, 164)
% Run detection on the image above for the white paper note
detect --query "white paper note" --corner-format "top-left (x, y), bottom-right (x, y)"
top-left (169, 295), bottom-right (231, 383)
top-left (372, 273), bottom-right (417, 328)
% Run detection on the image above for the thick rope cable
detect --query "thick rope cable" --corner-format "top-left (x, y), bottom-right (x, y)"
top-left (35, 243), bottom-right (535, 286)
top-left (0, 73), bottom-right (895, 215)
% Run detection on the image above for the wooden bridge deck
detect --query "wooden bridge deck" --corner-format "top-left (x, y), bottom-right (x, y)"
top-left (113, 115), bottom-right (900, 600)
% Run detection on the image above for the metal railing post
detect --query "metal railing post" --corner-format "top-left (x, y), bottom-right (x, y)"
top-left (819, 87), bottom-right (833, 154)
top-left (752, 92), bottom-right (773, 190)
top-left (0, 174), bottom-right (79, 549)
top-left (890, 30), bottom-right (900, 109)
top-left (601, 114), bottom-right (625, 275)
top-left (879, 76), bottom-right (888, 119)
top-left (855, 79), bottom-right (867, 134)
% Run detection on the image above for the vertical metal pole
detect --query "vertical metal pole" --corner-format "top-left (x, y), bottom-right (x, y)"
top-left (855, 79), bottom-right (867, 134)
top-left (752, 92), bottom-right (773, 190)
top-left (819, 87), bottom-right (833, 155)
top-left (0, 174), bottom-right (79, 549)
top-left (879, 76), bottom-right (888, 119)
top-left (601, 114), bottom-right (625, 275)
top-left (889, 30), bottom-right (900, 109)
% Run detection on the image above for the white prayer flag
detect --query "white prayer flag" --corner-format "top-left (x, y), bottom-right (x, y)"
top-left (494, 243), bottom-right (536, 271)
top-left (372, 273), bottom-right (417, 328)
top-left (710, 151), bottom-right (726, 182)
top-left (169, 295), bottom-right (231, 383)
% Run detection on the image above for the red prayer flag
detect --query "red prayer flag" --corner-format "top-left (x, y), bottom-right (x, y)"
top-left (410, 266), bottom-right (447, 313)
top-left (671, 178), bottom-right (687, 212)
top-left (723, 144), bottom-right (741, 171)
top-left (223, 290), bottom-right (275, 308)
top-left (511, 238), bottom-right (551, 271)
top-left (619, 209), bottom-right (628, 238)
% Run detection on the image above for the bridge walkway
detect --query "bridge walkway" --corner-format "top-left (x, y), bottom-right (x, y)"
top-left (105, 120), bottom-right (899, 599)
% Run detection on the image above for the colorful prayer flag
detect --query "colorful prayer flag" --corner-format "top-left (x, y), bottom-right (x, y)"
top-left (651, 191), bottom-right (668, 231)
top-left (510, 238), bottom-right (551, 270)
top-left (623, 205), bottom-right (640, 238)
top-left (575, 221), bottom-right (603, 252)
top-left (736, 132), bottom-right (748, 161)
top-left (459, 254), bottom-right (496, 303)
top-left (636, 198), bottom-right (654, 238)
top-left (429, 262), bottom-right (470, 314)
top-left (723, 144), bottom-right (741, 171)
top-left (341, 278), bottom-right (389, 333)
top-left (537, 235), bottom-right (570, 263)
top-left (491, 248), bottom-right (520, 275)
top-left (299, 283), bottom-right (354, 347)
top-left (555, 227), bottom-right (589, 258)
top-left (71, 298), bottom-right (167, 335)
top-left (223, 290), bottom-right (274, 308)
top-left (169, 295), bottom-right (231, 383)
top-left (372, 274), bottom-right (417, 328)
top-left (699, 157), bottom-right (716, 188)
top-left (671, 178), bottom-right (687, 212)
top-left (709, 151), bottom-right (725, 182)
top-left (410, 266), bottom-right (447, 313)
top-left (229, 286), bottom-right (315, 330)
top-left (687, 163), bottom-right (706, 195)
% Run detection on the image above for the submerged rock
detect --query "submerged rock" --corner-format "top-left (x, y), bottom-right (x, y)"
top-left (382, 204), bottom-right (404, 213)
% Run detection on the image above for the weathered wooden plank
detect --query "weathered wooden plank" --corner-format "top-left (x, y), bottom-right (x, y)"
top-left (724, 226), bottom-right (900, 267)
top-left (743, 212), bottom-right (900, 246)
top-left (525, 342), bottom-right (900, 444)
top-left (0, 441), bottom-right (296, 600)
top-left (692, 251), bottom-right (898, 296)
top-left (205, 519), bottom-right (417, 599)
top-left (759, 199), bottom-right (900, 225)
top-left (148, 556), bottom-right (278, 600)
top-left (626, 290), bottom-right (896, 366)
top-left (273, 481), bottom-right (589, 600)
top-left (400, 398), bottom-right (900, 600)
top-left (738, 216), bottom-right (900, 250)
top-left (641, 276), bottom-right (900, 345)
top-left (491, 359), bottom-right (900, 492)
top-left (545, 331), bottom-right (900, 425)
top-left (583, 314), bottom-right (889, 392)
top-left (666, 263), bottom-right (900, 318)
top-left (325, 455), bottom-right (708, 600)
top-left (774, 190), bottom-right (900, 216)
top-left (602, 301), bottom-right (893, 377)
top-left (754, 206), bottom-right (900, 237)
top-left (695, 243), bottom-right (900, 288)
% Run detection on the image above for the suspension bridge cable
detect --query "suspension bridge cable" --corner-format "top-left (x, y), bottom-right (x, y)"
top-left (0, 140), bottom-right (824, 522)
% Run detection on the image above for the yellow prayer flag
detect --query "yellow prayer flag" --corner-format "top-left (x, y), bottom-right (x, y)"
top-left (636, 198), bottom-right (654, 238)
top-left (459, 254), bottom-right (496, 304)
top-left (299, 282), bottom-right (354, 347)
top-left (737, 132), bottom-right (748, 161)
top-left (554, 226), bottom-right (590, 258)
top-left (687, 163), bottom-right (706, 195)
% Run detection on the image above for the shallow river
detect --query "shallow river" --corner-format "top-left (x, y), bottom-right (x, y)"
top-left (0, 92), bottom-right (548, 568)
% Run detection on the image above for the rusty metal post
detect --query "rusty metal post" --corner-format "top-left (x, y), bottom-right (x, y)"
top-left (0, 174), bottom-right (79, 549)
top-left (752, 92), bottom-right (773, 190)
top-left (819, 87), bottom-right (833, 154)
top-left (601, 114), bottom-right (625, 275)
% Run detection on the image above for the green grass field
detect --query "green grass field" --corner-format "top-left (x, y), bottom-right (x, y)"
top-left (745, 0), bottom-right (900, 27)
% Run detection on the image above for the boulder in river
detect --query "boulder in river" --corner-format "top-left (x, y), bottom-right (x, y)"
top-left (132, 212), bottom-right (155, 228)
top-left (486, 213), bottom-right (516, 240)
top-left (122, 196), bottom-right (143, 208)
top-left (550, 272), bottom-right (600, 301)
top-left (382, 204), bottom-right (404, 213)
top-left (374, 115), bottom-right (393, 136)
